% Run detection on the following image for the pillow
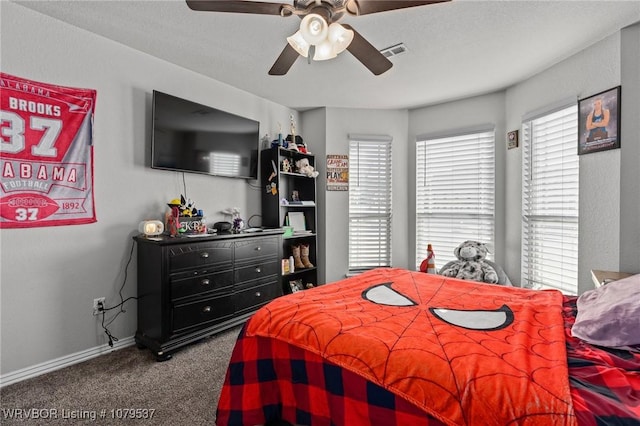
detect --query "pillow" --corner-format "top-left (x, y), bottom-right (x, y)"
top-left (571, 273), bottom-right (640, 347)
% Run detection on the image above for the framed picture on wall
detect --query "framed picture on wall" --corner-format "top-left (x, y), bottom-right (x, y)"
top-left (507, 130), bottom-right (519, 149)
top-left (578, 86), bottom-right (621, 155)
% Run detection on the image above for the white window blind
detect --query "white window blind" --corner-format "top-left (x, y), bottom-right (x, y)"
top-left (522, 105), bottom-right (579, 294)
top-left (348, 138), bottom-right (392, 273)
top-left (416, 130), bottom-right (495, 269)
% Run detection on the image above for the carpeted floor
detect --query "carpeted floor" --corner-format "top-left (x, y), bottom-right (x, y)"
top-left (0, 326), bottom-right (242, 425)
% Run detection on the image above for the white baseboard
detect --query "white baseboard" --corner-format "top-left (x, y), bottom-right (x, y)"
top-left (0, 336), bottom-right (135, 388)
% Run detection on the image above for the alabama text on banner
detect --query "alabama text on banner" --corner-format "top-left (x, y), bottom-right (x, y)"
top-left (0, 73), bottom-right (97, 228)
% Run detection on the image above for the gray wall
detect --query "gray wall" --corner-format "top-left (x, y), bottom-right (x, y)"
top-left (299, 108), bottom-right (327, 284)
top-left (303, 108), bottom-right (409, 285)
top-left (620, 23), bottom-right (640, 272)
top-left (0, 2), bottom-right (298, 375)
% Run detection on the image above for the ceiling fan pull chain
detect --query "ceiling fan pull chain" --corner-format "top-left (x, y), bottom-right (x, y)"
top-left (308, 46), bottom-right (315, 64)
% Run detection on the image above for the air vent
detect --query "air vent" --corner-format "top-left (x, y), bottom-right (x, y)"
top-left (380, 43), bottom-right (407, 58)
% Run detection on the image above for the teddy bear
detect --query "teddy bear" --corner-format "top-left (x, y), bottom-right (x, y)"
top-left (439, 240), bottom-right (499, 284)
top-left (295, 158), bottom-right (319, 178)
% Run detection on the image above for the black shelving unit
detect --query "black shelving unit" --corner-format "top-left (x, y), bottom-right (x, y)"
top-left (261, 147), bottom-right (319, 293)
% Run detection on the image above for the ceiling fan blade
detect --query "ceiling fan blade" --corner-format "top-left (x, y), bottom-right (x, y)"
top-left (186, 0), bottom-right (285, 15)
top-left (342, 25), bottom-right (392, 76)
top-left (346, 0), bottom-right (450, 16)
top-left (269, 44), bottom-right (299, 75)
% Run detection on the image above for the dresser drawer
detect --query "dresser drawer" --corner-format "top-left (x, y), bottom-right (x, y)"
top-left (234, 237), bottom-right (279, 263)
top-left (234, 281), bottom-right (281, 315)
top-left (235, 260), bottom-right (279, 285)
top-left (171, 269), bottom-right (234, 301)
top-left (172, 294), bottom-right (234, 334)
top-left (168, 241), bottom-right (233, 272)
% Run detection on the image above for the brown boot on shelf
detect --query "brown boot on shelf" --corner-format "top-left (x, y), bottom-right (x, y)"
top-left (291, 245), bottom-right (305, 269)
top-left (300, 244), bottom-right (314, 268)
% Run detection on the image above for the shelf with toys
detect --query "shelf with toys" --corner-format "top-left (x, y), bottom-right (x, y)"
top-left (261, 126), bottom-right (319, 294)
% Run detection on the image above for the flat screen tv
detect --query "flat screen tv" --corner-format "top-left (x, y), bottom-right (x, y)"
top-left (151, 90), bottom-right (260, 179)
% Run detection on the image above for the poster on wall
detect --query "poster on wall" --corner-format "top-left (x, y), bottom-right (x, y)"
top-left (326, 154), bottom-right (349, 191)
top-left (578, 86), bottom-right (621, 155)
top-left (0, 73), bottom-right (97, 228)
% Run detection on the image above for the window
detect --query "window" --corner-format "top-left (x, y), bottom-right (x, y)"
top-left (348, 136), bottom-right (392, 273)
top-left (522, 105), bottom-right (579, 294)
top-left (416, 129), bottom-right (495, 268)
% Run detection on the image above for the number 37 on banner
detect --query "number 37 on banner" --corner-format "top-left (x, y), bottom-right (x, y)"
top-left (0, 73), bottom-right (97, 228)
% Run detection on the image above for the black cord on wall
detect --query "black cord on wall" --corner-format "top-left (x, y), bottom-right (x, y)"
top-left (246, 214), bottom-right (262, 228)
top-left (182, 172), bottom-right (187, 199)
top-left (98, 239), bottom-right (137, 347)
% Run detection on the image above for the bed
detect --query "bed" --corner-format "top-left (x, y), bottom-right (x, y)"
top-left (215, 268), bottom-right (640, 426)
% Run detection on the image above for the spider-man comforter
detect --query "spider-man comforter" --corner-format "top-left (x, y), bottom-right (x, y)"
top-left (216, 268), bottom-right (640, 426)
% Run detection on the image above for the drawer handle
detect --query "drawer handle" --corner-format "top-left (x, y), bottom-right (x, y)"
top-left (200, 252), bottom-right (209, 258)
top-left (255, 267), bottom-right (261, 273)
top-left (202, 306), bottom-right (211, 313)
top-left (201, 279), bottom-right (210, 286)
top-left (255, 291), bottom-right (262, 297)
top-left (255, 246), bottom-right (261, 251)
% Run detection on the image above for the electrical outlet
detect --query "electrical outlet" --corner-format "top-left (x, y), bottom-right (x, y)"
top-left (93, 297), bottom-right (105, 316)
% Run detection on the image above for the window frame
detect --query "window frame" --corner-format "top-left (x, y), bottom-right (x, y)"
top-left (348, 135), bottom-right (393, 274)
top-left (415, 127), bottom-right (496, 269)
top-left (521, 103), bottom-right (579, 294)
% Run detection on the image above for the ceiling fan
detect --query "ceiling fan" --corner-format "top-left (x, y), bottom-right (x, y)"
top-left (186, 0), bottom-right (449, 76)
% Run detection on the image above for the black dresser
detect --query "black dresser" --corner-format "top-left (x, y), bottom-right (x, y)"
top-left (134, 230), bottom-right (283, 360)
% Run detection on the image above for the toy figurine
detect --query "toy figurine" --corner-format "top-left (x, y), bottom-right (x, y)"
top-left (167, 195), bottom-right (198, 217)
top-left (290, 114), bottom-right (296, 141)
top-left (419, 244), bottom-right (436, 273)
top-left (167, 206), bottom-right (179, 237)
top-left (281, 158), bottom-right (292, 173)
top-left (232, 216), bottom-right (244, 233)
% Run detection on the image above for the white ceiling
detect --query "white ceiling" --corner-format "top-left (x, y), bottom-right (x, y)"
top-left (13, 0), bottom-right (640, 110)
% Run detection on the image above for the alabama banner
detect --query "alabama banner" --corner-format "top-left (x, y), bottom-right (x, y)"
top-left (0, 73), bottom-right (97, 228)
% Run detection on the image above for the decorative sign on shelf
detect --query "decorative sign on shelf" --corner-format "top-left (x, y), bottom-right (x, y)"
top-left (326, 154), bottom-right (349, 191)
top-left (0, 73), bottom-right (97, 228)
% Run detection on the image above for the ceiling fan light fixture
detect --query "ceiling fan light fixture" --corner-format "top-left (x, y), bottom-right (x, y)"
top-left (286, 30), bottom-right (310, 57)
top-left (300, 13), bottom-right (329, 45)
top-left (328, 22), bottom-right (354, 54)
top-left (189, 0), bottom-right (449, 76)
top-left (313, 40), bottom-right (337, 61)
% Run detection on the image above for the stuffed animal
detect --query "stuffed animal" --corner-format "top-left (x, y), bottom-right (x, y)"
top-left (439, 240), bottom-right (499, 284)
top-left (295, 158), bottom-right (319, 178)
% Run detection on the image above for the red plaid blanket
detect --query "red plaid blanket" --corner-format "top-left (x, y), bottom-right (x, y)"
top-left (216, 272), bottom-right (640, 425)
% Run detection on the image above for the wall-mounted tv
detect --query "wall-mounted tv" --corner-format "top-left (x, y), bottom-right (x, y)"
top-left (151, 90), bottom-right (260, 179)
